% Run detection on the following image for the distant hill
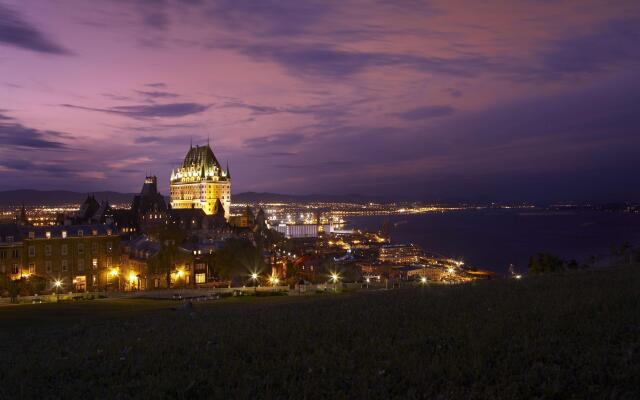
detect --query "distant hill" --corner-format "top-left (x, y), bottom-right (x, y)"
top-left (0, 189), bottom-right (384, 206)
top-left (232, 192), bottom-right (381, 203)
top-left (0, 190), bottom-right (135, 206)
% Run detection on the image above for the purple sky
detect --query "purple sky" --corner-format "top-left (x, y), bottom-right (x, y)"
top-left (1, 0), bottom-right (640, 201)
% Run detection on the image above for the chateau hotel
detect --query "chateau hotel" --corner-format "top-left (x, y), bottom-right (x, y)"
top-left (170, 143), bottom-right (231, 218)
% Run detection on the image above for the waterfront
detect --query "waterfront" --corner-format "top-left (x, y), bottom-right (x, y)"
top-left (347, 209), bottom-right (640, 275)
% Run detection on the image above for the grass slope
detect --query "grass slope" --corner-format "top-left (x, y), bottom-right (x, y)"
top-left (0, 267), bottom-right (638, 399)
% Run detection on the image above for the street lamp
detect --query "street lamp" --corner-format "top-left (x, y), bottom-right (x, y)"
top-left (330, 272), bottom-right (340, 292)
top-left (250, 272), bottom-right (259, 293)
top-left (54, 279), bottom-right (62, 301)
top-left (420, 276), bottom-right (427, 285)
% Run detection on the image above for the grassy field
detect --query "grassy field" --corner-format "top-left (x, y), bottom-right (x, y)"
top-left (0, 267), bottom-right (638, 399)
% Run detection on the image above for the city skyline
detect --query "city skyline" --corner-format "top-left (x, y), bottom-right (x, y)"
top-left (1, 1), bottom-right (640, 202)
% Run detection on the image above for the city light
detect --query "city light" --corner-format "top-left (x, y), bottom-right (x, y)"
top-left (447, 267), bottom-right (455, 274)
top-left (128, 273), bottom-right (137, 282)
top-left (514, 274), bottom-right (522, 279)
top-left (109, 268), bottom-right (119, 277)
top-left (251, 272), bottom-right (259, 280)
top-left (330, 272), bottom-right (340, 283)
top-left (54, 280), bottom-right (62, 288)
top-left (420, 276), bottom-right (427, 284)
top-left (175, 269), bottom-right (185, 278)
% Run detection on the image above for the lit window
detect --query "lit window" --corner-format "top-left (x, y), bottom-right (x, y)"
top-left (28, 231), bottom-right (35, 239)
top-left (78, 230), bottom-right (84, 237)
top-left (92, 258), bottom-right (98, 269)
top-left (45, 231), bottom-right (51, 239)
top-left (92, 230), bottom-right (98, 236)
top-left (62, 260), bottom-right (68, 272)
top-left (28, 262), bottom-right (36, 274)
top-left (62, 230), bottom-right (67, 238)
top-left (195, 273), bottom-right (206, 284)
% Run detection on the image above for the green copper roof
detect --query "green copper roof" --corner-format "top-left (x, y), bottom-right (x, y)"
top-left (182, 144), bottom-right (221, 169)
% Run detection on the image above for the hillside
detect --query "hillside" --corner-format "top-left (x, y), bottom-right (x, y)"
top-left (0, 266), bottom-right (637, 398)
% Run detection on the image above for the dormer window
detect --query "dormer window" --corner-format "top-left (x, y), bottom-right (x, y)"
top-left (78, 230), bottom-right (84, 237)
top-left (29, 231), bottom-right (35, 239)
top-left (6, 236), bottom-right (13, 243)
top-left (92, 229), bottom-right (98, 236)
top-left (45, 231), bottom-right (51, 239)
top-left (107, 229), bottom-right (112, 236)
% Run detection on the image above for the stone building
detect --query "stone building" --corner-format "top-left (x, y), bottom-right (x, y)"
top-left (170, 142), bottom-right (231, 218)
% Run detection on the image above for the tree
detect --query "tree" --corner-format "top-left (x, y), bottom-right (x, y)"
top-left (215, 238), bottom-right (266, 283)
top-left (528, 252), bottom-right (564, 274)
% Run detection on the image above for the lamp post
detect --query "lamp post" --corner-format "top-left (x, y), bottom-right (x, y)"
top-left (330, 272), bottom-right (340, 292)
top-left (251, 272), bottom-right (259, 293)
top-left (54, 280), bottom-right (62, 302)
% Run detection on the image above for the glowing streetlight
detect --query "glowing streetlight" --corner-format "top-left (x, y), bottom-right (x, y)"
top-left (54, 279), bottom-right (62, 301)
top-left (250, 272), bottom-right (259, 293)
top-left (447, 267), bottom-right (455, 274)
top-left (330, 271), bottom-right (340, 292)
top-left (420, 276), bottom-right (427, 285)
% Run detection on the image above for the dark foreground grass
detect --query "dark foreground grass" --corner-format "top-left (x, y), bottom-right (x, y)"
top-left (1, 267), bottom-right (639, 399)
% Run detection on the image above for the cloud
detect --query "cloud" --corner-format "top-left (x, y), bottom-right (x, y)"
top-left (503, 17), bottom-right (640, 83)
top-left (244, 133), bottom-right (306, 149)
top-left (218, 42), bottom-right (492, 79)
top-left (443, 88), bottom-right (462, 98)
top-left (61, 102), bottom-right (210, 118)
top-left (145, 82), bottom-right (167, 88)
top-left (0, 122), bottom-right (70, 149)
top-left (135, 90), bottom-right (179, 98)
top-left (394, 105), bottom-right (455, 120)
top-left (207, 0), bottom-right (331, 37)
top-left (0, 4), bottom-right (70, 55)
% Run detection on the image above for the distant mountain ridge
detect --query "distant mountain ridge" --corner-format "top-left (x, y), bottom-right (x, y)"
top-left (232, 192), bottom-right (381, 203)
top-left (0, 190), bottom-right (136, 206)
top-left (0, 190), bottom-right (380, 206)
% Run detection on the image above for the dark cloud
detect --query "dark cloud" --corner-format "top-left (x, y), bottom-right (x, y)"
top-left (394, 105), bottom-right (455, 120)
top-left (0, 4), bottom-right (70, 55)
top-left (208, 0), bottom-right (331, 37)
top-left (61, 102), bottom-right (210, 118)
top-left (143, 11), bottom-right (169, 30)
top-left (145, 82), bottom-right (167, 88)
top-left (0, 158), bottom-right (76, 174)
top-left (135, 90), bottom-right (179, 98)
top-left (133, 134), bottom-right (194, 145)
top-left (218, 42), bottom-right (492, 79)
top-left (274, 160), bottom-right (353, 170)
top-left (102, 93), bottom-right (132, 101)
top-left (0, 122), bottom-right (69, 149)
top-left (502, 17), bottom-right (640, 83)
top-left (444, 88), bottom-right (462, 98)
top-left (244, 133), bottom-right (306, 149)
top-left (0, 110), bottom-right (13, 121)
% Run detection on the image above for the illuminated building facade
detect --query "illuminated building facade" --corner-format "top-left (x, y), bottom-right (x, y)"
top-left (170, 143), bottom-right (231, 218)
top-left (0, 223), bottom-right (122, 291)
top-left (378, 244), bottom-right (423, 264)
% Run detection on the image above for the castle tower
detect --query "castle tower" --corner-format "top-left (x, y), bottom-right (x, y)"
top-left (169, 143), bottom-right (231, 218)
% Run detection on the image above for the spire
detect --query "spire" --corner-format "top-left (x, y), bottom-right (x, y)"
top-left (226, 160), bottom-right (230, 179)
top-left (190, 137), bottom-right (193, 149)
top-left (207, 133), bottom-right (210, 147)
